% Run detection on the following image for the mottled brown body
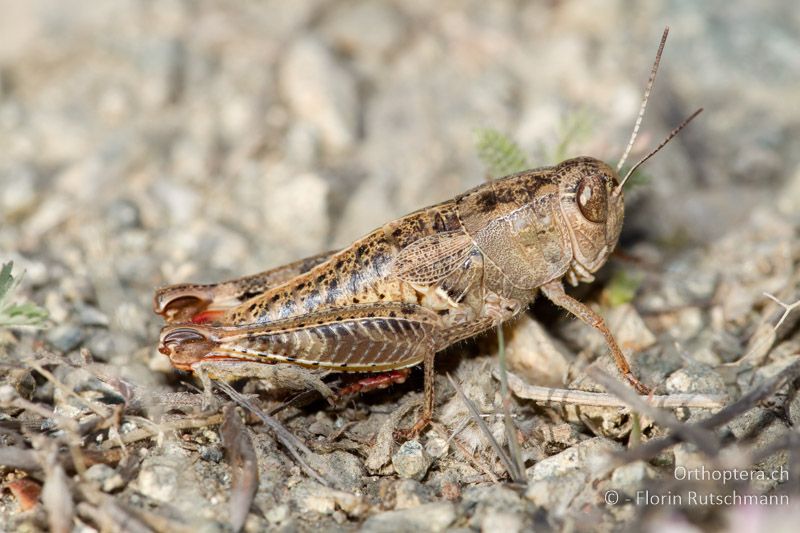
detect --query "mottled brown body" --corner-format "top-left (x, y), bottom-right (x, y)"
top-left (154, 28), bottom-right (700, 432)
top-left (155, 158), bottom-right (641, 424)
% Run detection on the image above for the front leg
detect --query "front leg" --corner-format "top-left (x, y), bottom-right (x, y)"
top-left (541, 279), bottom-right (650, 394)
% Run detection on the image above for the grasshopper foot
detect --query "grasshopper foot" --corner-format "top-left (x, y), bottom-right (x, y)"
top-left (393, 407), bottom-right (432, 441)
top-left (624, 372), bottom-right (652, 395)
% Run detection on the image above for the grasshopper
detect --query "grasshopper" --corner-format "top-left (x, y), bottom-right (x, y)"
top-left (154, 28), bottom-right (700, 433)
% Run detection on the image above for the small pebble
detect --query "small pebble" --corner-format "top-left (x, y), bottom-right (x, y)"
top-left (425, 436), bottom-right (449, 459)
top-left (85, 331), bottom-right (116, 361)
top-left (84, 464), bottom-right (124, 493)
top-left (610, 461), bottom-right (659, 496)
top-left (394, 479), bottom-right (425, 509)
top-left (528, 437), bottom-right (622, 481)
top-left (666, 364), bottom-right (725, 395)
top-left (392, 440), bottom-right (432, 481)
top-left (0, 385), bottom-right (18, 404)
top-left (265, 504), bottom-right (290, 525)
top-left (362, 502), bottom-right (455, 533)
top-left (525, 471), bottom-right (585, 516)
top-left (106, 198), bottom-right (141, 230)
top-left (46, 325), bottom-right (85, 353)
top-left (279, 37), bottom-right (359, 153)
top-left (77, 304), bottom-right (109, 327)
top-left (1, 164), bottom-right (37, 217)
top-left (504, 316), bottom-right (571, 387)
top-left (199, 446), bottom-right (223, 463)
top-left (479, 509), bottom-right (523, 533)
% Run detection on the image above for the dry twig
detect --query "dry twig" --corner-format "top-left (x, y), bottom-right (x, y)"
top-left (498, 369), bottom-right (727, 409)
top-left (586, 368), bottom-right (721, 456)
top-left (213, 380), bottom-right (331, 487)
top-left (764, 292), bottom-right (800, 331)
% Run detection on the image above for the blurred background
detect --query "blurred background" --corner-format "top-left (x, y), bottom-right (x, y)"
top-left (1, 1), bottom-right (799, 530)
top-left (1, 0), bottom-right (798, 288)
top-left (2, 0), bottom-right (799, 395)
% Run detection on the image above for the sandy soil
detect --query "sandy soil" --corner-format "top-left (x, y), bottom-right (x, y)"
top-left (1, 1), bottom-right (799, 531)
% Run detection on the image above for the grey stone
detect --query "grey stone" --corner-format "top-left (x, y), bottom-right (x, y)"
top-left (84, 463), bottom-right (124, 492)
top-left (322, 2), bottom-right (406, 65)
top-left (394, 479), bottom-right (425, 509)
top-left (504, 315), bottom-right (572, 387)
top-left (462, 485), bottom-right (529, 533)
top-left (528, 437), bottom-right (622, 481)
top-left (135, 451), bottom-right (187, 503)
top-left (525, 470), bottom-right (585, 517)
top-left (46, 325), bottom-right (85, 353)
top-left (1, 164), bottom-right (38, 217)
top-left (199, 446), bottom-right (223, 463)
top-left (306, 450), bottom-right (364, 492)
top-left (106, 198), bottom-right (141, 230)
top-left (424, 436), bottom-right (449, 459)
top-left (392, 439), bottom-right (432, 481)
top-left (279, 37), bottom-right (359, 153)
top-left (85, 330), bottom-right (116, 361)
top-left (291, 480), bottom-right (368, 517)
top-left (777, 163), bottom-right (800, 214)
top-left (77, 304), bottom-right (109, 327)
top-left (666, 364), bottom-right (726, 395)
top-left (610, 461), bottom-right (659, 496)
top-left (361, 502), bottom-right (455, 533)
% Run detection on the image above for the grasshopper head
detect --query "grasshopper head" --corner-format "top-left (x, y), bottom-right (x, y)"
top-left (555, 157), bottom-right (624, 284)
top-left (551, 28), bottom-right (702, 285)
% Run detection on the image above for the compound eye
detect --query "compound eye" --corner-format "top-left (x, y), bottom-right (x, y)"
top-left (577, 176), bottom-right (608, 223)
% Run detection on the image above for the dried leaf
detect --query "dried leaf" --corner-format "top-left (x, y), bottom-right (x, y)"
top-left (221, 404), bottom-right (258, 533)
top-left (6, 477), bottom-right (42, 511)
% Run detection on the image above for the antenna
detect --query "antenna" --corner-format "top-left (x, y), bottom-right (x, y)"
top-left (614, 108), bottom-right (703, 194)
top-left (616, 27), bottom-right (670, 174)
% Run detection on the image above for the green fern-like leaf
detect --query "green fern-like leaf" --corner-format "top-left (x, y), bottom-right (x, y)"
top-left (474, 128), bottom-right (530, 180)
top-left (0, 262), bottom-right (48, 328)
top-left (551, 108), bottom-right (596, 163)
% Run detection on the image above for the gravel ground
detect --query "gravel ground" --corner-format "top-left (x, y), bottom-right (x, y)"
top-left (1, 1), bottom-right (799, 531)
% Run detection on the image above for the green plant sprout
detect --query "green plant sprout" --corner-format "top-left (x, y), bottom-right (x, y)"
top-left (477, 109), bottom-right (651, 186)
top-left (474, 128), bottom-right (530, 180)
top-left (0, 262), bottom-right (48, 328)
top-left (603, 270), bottom-right (644, 308)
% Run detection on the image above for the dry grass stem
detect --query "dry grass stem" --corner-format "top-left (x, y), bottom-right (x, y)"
top-left (500, 369), bottom-right (727, 409)
top-left (431, 421), bottom-right (499, 483)
top-left (587, 367), bottom-right (721, 456)
top-left (619, 358), bottom-right (800, 464)
top-left (764, 292), bottom-right (800, 331)
top-left (447, 373), bottom-right (525, 483)
top-left (214, 380), bottom-right (331, 487)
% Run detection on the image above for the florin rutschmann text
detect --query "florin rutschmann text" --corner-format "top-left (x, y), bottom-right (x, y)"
top-left (635, 490), bottom-right (788, 507)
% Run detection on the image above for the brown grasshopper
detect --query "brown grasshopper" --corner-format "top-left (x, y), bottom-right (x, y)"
top-left (154, 28), bottom-right (700, 433)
